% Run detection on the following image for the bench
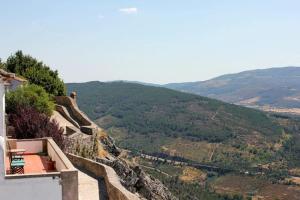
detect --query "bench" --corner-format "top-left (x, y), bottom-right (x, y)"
top-left (10, 160), bottom-right (25, 174)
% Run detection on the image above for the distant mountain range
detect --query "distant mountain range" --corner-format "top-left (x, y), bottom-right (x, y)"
top-left (65, 67), bottom-right (300, 199)
top-left (163, 67), bottom-right (300, 115)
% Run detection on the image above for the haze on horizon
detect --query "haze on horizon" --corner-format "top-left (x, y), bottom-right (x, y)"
top-left (1, 0), bottom-right (300, 84)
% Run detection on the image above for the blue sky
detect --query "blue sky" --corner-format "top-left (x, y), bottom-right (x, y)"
top-left (1, 0), bottom-right (300, 84)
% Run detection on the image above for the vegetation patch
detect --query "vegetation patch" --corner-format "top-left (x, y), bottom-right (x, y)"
top-left (5, 51), bottom-right (66, 96)
top-left (212, 174), bottom-right (300, 200)
top-left (180, 166), bottom-right (206, 183)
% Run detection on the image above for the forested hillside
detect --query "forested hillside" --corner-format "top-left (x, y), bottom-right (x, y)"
top-left (65, 81), bottom-right (300, 170)
top-left (67, 81), bottom-right (281, 142)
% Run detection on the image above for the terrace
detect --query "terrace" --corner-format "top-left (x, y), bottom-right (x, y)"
top-left (4, 137), bottom-right (75, 177)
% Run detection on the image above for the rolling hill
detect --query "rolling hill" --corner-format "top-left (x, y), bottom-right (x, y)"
top-left (164, 67), bottom-right (300, 114)
top-left (66, 81), bottom-right (300, 170)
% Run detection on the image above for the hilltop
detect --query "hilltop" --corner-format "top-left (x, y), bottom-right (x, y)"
top-left (164, 67), bottom-right (300, 114)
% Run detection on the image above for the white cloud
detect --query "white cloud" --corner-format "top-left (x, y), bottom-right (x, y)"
top-left (119, 7), bottom-right (138, 14)
top-left (97, 14), bottom-right (104, 20)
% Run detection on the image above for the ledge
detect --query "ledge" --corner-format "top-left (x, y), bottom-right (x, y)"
top-left (5, 172), bottom-right (61, 179)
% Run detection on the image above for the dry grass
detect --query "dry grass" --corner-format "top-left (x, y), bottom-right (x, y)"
top-left (212, 174), bottom-right (300, 200)
top-left (289, 168), bottom-right (300, 176)
top-left (179, 166), bottom-right (206, 183)
top-left (261, 106), bottom-right (300, 115)
top-left (286, 177), bottom-right (300, 185)
top-left (98, 144), bottom-right (108, 158)
top-left (162, 138), bottom-right (214, 162)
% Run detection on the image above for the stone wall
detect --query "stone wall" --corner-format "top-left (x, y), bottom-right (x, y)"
top-left (55, 96), bottom-right (94, 127)
top-left (55, 96), bottom-right (98, 135)
top-left (67, 153), bottom-right (140, 200)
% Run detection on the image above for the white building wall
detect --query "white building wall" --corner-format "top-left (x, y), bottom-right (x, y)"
top-left (0, 83), bottom-right (5, 139)
top-left (0, 83), bottom-right (5, 181)
top-left (0, 176), bottom-right (62, 200)
top-left (0, 83), bottom-right (62, 200)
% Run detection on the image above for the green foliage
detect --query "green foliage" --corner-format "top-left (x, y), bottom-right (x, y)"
top-left (67, 81), bottom-right (282, 143)
top-left (0, 58), bottom-right (6, 69)
top-left (66, 81), bottom-right (292, 170)
top-left (9, 106), bottom-right (65, 150)
top-left (6, 84), bottom-right (55, 116)
top-left (146, 170), bottom-right (244, 200)
top-left (6, 50), bottom-right (66, 96)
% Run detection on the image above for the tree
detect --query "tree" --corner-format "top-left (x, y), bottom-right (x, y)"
top-left (6, 84), bottom-right (55, 116)
top-left (6, 50), bottom-right (66, 96)
top-left (0, 58), bottom-right (6, 69)
top-left (9, 106), bottom-right (65, 150)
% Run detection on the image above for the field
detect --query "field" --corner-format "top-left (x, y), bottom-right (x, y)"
top-left (212, 174), bottom-right (300, 200)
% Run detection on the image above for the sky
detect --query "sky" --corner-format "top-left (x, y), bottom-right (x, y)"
top-left (1, 0), bottom-right (300, 84)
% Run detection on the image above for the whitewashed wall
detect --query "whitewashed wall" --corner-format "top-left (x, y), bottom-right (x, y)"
top-left (0, 176), bottom-right (62, 200)
top-left (0, 136), bottom-right (4, 181)
top-left (0, 83), bottom-right (64, 200)
top-left (16, 140), bottom-right (43, 154)
top-left (0, 83), bottom-right (5, 139)
top-left (0, 83), bottom-right (5, 181)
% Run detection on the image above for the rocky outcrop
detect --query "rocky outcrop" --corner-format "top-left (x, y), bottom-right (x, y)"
top-left (97, 158), bottom-right (177, 200)
top-left (100, 135), bottom-right (121, 157)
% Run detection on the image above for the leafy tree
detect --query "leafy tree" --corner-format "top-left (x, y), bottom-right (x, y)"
top-left (6, 50), bottom-right (66, 96)
top-left (9, 106), bottom-right (65, 150)
top-left (6, 84), bottom-right (55, 116)
top-left (0, 58), bottom-right (6, 69)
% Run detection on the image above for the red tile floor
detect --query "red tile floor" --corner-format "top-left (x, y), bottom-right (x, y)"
top-left (5, 154), bottom-right (57, 174)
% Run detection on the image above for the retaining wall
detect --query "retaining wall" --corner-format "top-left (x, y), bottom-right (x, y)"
top-left (67, 154), bottom-right (140, 200)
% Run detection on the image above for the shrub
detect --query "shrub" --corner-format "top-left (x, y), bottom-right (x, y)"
top-left (6, 84), bottom-right (55, 116)
top-left (0, 58), bottom-right (5, 69)
top-left (9, 106), bottom-right (65, 150)
top-left (6, 50), bottom-right (66, 96)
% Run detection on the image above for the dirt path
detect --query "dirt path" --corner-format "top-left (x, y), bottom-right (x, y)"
top-left (209, 144), bottom-right (219, 162)
top-left (140, 164), bottom-right (172, 177)
top-left (211, 107), bottom-right (221, 120)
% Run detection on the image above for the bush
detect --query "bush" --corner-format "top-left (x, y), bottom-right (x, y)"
top-left (9, 106), bottom-right (65, 150)
top-left (6, 51), bottom-right (66, 96)
top-left (0, 58), bottom-right (5, 69)
top-left (6, 84), bottom-right (55, 116)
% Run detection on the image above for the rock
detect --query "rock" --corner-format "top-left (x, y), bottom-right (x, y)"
top-left (100, 135), bottom-right (121, 157)
top-left (133, 166), bottom-right (177, 200)
top-left (97, 157), bottom-right (178, 200)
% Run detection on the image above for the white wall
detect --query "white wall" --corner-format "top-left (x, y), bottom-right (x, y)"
top-left (0, 83), bottom-right (63, 200)
top-left (47, 141), bottom-right (67, 171)
top-left (0, 83), bottom-right (5, 181)
top-left (0, 83), bottom-right (5, 138)
top-left (0, 136), bottom-right (4, 181)
top-left (0, 176), bottom-right (62, 200)
top-left (17, 140), bottom-right (43, 154)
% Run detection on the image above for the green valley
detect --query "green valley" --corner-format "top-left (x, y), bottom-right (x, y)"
top-left (66, 81), bottom-right (300, 172)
